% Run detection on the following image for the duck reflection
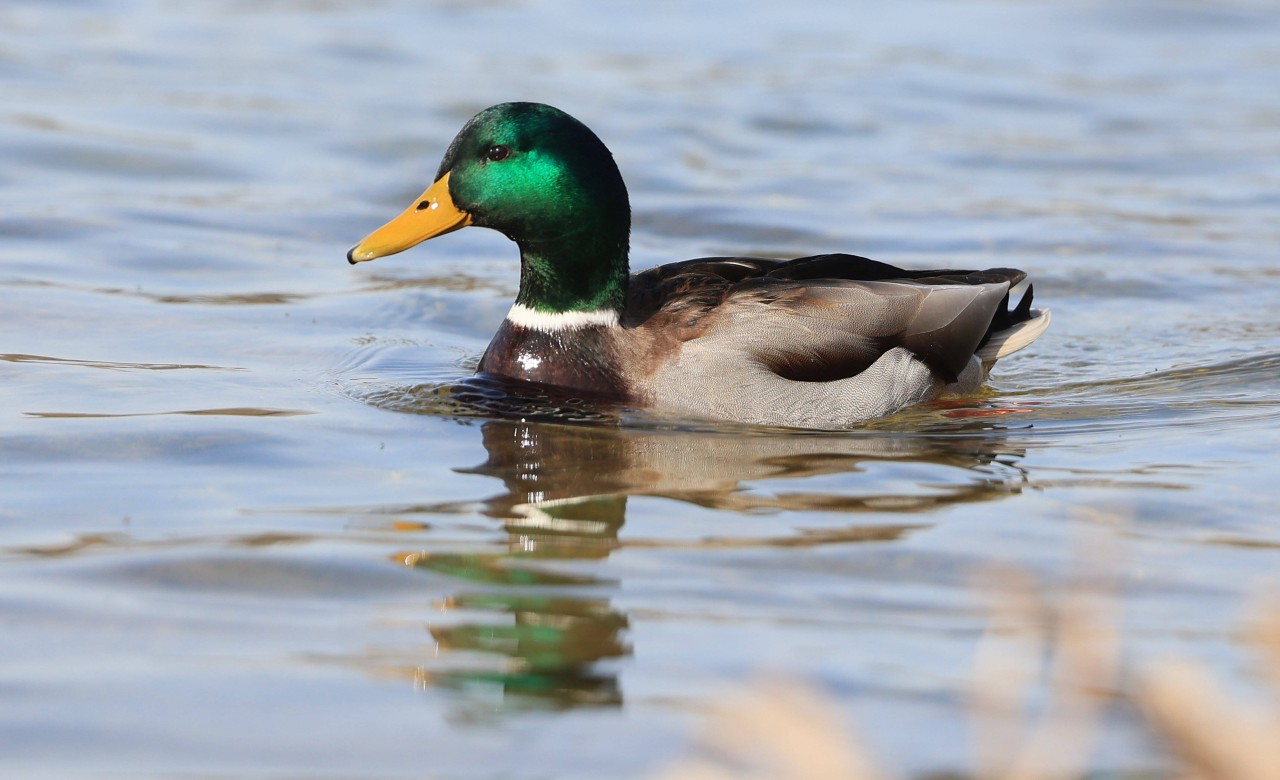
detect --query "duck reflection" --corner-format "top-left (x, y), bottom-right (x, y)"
top-left (465, 416), bottom-right (1028, 519)
top-left (400, 545), bottom-right (626, 711)
top-left (392, 402), bottom-right (1028, 713)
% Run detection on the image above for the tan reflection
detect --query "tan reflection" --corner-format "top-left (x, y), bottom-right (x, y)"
top-left (465, 419), bottom-right (1026, 524)
top-left (0, 353), bottom-right (239, 371)
top-left (391, 419), bottom-right (1026, 713)
top-left (25, 407), bottom-right (312, 419)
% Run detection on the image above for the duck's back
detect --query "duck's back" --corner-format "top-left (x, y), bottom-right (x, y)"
top-left (625, 254), bottom-right (1047, 428)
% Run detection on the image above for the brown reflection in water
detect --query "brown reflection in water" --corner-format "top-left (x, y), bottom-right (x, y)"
top-left (93, 285), bottom-right (307, 305)
top-left (7, 531), bottom-right (316, 559)
top-left (25, 407), bottom-right (312, 419)
top-left (144, 292), bottom-right (305, 305)
top-left (390, 418), bottom-right (1027, 713)
top-left (0, 353), bottom-right (240, 371)
top-left (361, 271), bottom-right (515, 296)
top-left (465, 419), bottom-right (1026, 523)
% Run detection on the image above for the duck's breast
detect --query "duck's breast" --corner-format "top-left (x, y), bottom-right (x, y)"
top-left (478, 320), bottom-right (633, 400)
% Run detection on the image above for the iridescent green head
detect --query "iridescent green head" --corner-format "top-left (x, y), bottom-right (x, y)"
top-left (349, 102), bottom-right (632, 313)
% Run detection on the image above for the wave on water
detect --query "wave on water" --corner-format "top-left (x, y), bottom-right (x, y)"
top-left (337, 344), bottom-right (1280, 446)
top-left (997, 350), bottom-right (1280, 436)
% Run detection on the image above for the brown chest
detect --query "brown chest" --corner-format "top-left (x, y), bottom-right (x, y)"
top-left (477, 322), bottom-right (632, 400)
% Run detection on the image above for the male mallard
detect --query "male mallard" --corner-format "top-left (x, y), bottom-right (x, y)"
top-left (348, 102), bottom-right (1049, 428)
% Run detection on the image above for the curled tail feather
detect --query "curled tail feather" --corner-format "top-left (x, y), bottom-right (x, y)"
top-left (977, 308), bottom-right (1051, 368)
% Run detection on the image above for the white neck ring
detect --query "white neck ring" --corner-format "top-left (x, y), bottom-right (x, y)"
top-left (505, 303), bottom-right (619, 332)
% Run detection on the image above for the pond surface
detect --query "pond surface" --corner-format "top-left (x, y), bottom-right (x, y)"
top-left (2, 0), bottom-right (1279, 777)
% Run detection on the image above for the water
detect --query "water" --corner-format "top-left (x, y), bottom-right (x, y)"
top-left (3, 0), bottom-right (1279, 776)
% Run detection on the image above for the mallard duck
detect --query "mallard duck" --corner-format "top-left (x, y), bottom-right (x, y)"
top-left (348, 102), bottom-right (1049, 428)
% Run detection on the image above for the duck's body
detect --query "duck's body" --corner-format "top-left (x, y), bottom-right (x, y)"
top-left (349, 102), bottom-right (1049, 428)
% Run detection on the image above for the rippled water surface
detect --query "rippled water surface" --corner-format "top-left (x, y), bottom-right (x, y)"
top-left (3, 1), bottom-right (1280, 777)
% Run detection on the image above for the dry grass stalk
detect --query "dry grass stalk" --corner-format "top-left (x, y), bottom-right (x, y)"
top-left (1255, 604), bottom-right (1280, 699)
top-left (1137, 603), bottom-right (1280, 780)
top-left (653, 567), bottom-right (1279, 780)
top-left (652, 679), bottom-right (884, 780)
top-left (971, 551), bottom-right (1122, 780)
top-left (969, 567), bottom-right (1048, 779)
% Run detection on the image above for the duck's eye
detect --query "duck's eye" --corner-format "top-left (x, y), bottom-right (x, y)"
top-left (486, 145), bottom-right (511, 162)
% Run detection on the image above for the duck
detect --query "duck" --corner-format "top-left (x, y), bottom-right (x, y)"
top-left (348, 102), bottom-right (1050, 429)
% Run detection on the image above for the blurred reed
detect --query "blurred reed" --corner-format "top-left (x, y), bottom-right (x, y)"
top-left (654, 535), bottom-right (1279, 780)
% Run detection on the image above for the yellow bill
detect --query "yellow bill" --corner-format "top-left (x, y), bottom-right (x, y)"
top-left (347, 172), bottom-right (472, 264)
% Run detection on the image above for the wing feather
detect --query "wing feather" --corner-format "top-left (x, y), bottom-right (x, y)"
top-left (624, 253), bottom-right (1036, 383)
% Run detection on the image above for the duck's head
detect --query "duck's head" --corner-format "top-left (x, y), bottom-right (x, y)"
top-left (348, 102), bottom-right (630, 267)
